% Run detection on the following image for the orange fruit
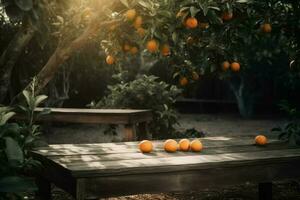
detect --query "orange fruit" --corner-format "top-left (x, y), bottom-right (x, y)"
top-left (130, 46), bottom-right (138, 54)
top-left (190, 139), bottom-right (203, 152)
top-left (231, 62), bottom-right (240, 72)
top-left (179, 139), bottom-right (190, 151)
top-left (139, 140), bottom-right (153, 153)
top-left (136, 27), bottom-right (146, 37)
top-left (161, 44), bottom-right (171, 56)
top-left (134, 16), bottom-right (143, 29)
top-left (164, 139), bottom-right (178, 153)
top-left (146, 39), bottom-right (159, 53)
top-left (261, 23), bottom-right (272, 33)
top-left (125, 9), bottom-right (136, 21)
top-left (192, 71), bottom-right (199, 80)
top-left (222, 12), bottom-right (233, 21)
top-left (179, 77), bottom-right (188, 86)
top-left (123, 44), bottom-right (131, 52)
top-left (221, 61), bottom-right (230, 71)
top-left (255, 135), bottom-right (267, 146)
top-left (106, 55), bottom-right (115, 65)
top-left (185, 17), bottom-right (198, 29)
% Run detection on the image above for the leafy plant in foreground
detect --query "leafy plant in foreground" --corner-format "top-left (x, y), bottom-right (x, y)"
top-left (0, 79), bottom-right (50, 199)
top-left (272, 100), bottom-right (300, 146)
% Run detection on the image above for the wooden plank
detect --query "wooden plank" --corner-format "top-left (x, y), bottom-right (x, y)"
top-left (47, 144), bottom-right (297, 173)
top-left (14, 108), bottom-right (153, 124)
top-left (35, 107), bottom-right (152, 114)
top-left (82, 159), bottom-right (300, 198)
top-left (60, 148), bottom-right (300, 177)
top-left (33, 137), bottom-right (281, 157)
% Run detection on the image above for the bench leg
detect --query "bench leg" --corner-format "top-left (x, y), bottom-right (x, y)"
top-left (35, 176), bottom-right (52, 200)
top-left (137, 122), bottom-right (152, 140)
top-left (258, 182), bottom-right (272, 200)
top-left (123, 124), bottom-right (136, 141)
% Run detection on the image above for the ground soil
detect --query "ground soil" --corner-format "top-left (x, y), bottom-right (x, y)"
top-left (44, 114), bottom-right (300, 200)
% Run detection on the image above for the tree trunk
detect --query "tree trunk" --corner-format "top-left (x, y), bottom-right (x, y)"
top-left (11, 3), bottom-right (119, 104)
top-left (229, 79), bottom-right (254, 118)
top-left (0, 25), bottom-right (35, 103)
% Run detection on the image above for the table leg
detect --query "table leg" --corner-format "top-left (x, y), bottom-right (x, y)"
top-left (123, 124), bottom-right (136, 141)
top-left (258, 182), bottom-right (272, 200)
top-left (35, 176), bottom-right (51, 200)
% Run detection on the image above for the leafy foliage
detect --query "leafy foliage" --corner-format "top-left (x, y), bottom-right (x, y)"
top-left (91, 74), bottom-right (181, 138)
top-left (0, 80), bottom-right (49, 198)
top-left (272, 100), bottom-right (300, 146)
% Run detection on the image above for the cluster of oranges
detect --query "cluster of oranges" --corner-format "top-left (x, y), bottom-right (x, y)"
top-left (139, 135), bottom-right (268, 154)
top-left (139, 138), bottom-right (203, 153)
top-left (179, 71), bottom-right (200, 87)
top-left (221, 61), bottom-right (240, 72)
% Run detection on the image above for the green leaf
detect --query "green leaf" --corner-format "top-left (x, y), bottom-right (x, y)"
top-left (0, 176), bottom-right (37, 192)
top-left (22, 90), bottom-right (31, 107)
top-left (14, 0), bottom-right (33, 11)
top-left (34, 95), bottom-right (47, 107)
top-left (190, 6), bottom-right (200, 17)
top-left (0, 112), bottom-right (15, 125)
top-left (5, 137), bottom-right (24, 166)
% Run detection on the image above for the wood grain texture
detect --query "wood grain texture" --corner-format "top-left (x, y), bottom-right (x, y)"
top-left (31, 137), bottom-right (300, 199)
top-left (33, 137), bottom-right (281, 156)
top-left (82, 159), bottom-right (300, 198)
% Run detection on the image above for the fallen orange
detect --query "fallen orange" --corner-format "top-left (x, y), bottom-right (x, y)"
top-left (139, 140), bottom-right (153, 153)
top-left (190, 139), bottom-right (203, 152)
top-left (164, 139), bottom-right (178, 153)
top-left (179, 139), bottom-right (190, 151)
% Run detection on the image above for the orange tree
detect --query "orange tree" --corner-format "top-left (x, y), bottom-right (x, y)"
top-left (3, 0), bottom-right (298, 117)
top-left (97, 0), bottom-right (299, 117)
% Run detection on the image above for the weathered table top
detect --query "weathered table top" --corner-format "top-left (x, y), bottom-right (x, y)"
top-left (32, 137), bottom-right (300, 199)
top-left (33, 107), bottom-right (153, 124)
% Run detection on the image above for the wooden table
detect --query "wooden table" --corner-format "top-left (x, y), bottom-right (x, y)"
top-left (32, 137), bottom-right (300, 200)
top-left (34, 108), bottom-right (153, 141)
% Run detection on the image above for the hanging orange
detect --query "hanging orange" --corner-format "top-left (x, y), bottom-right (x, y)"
top-left (146, 39), bottom-right (159, 53)
top-left (185, 17), bottom-right (198, 29)
top-left (106, 55), bottom-right (115, 65)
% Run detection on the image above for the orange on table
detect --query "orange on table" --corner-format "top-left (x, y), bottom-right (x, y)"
top-left (106, 55), bottom-right (115, 65)
top-left (190, 139), bottom-right (203, 152)
top-left (255, 135), bottom-right (267, 146)
top-left (139, 140), bottom-right (153, 153)
top-left (185, 17), bottom-right (198, 29)
top-left (221, 61), bottom-right (230, 71)
top-left (231, 62), bottom-right (240, 72)
top-left (164, 139), bottom-right (178, 153)
top-left (179, 139), bottom-right (190, 151)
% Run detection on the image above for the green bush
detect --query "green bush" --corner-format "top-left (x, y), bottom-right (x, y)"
top-left (0, 80), bottom-right (49, 199)
top-left (91, 74), bottom-right (181, 138)
top-left (272, 100), bottom-right (300, 146)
